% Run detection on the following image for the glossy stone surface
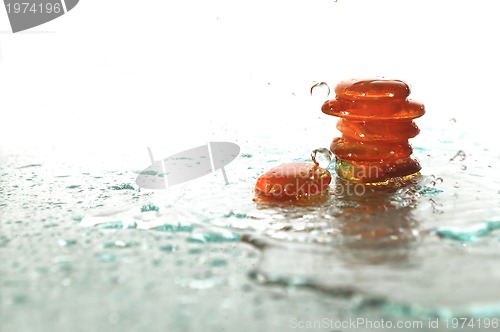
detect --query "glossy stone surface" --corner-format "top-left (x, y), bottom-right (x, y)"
top-left (323, 79), bottom-right (425, 183)
top-left (331, 137), bottom-right (413, 162)
top-left (322, 98), bottom-right (425, 120)
top-left (335, 157), bottom-right (422, 184)
top-left (335, 79), bottom-right (410, 101)
top-left (254, 162), bottom-right (331, 203)
top-left (336, 119), bottom-right (420, 142)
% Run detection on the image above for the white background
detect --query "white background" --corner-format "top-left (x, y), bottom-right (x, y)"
top-left (1, 0), bottom-right (499, 163)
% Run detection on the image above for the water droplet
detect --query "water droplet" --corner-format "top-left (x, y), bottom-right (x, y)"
top-left (186, 231), bottom-right (242, 243)
top-left (436, 224), bottom-right (491, 242)
top-left (141, 204), bottom-right (160, 212)
top-left (224, 211), bottom-right (248, 219)
top-left (95, 253), bottom-right (117, 262)
top-left (17, 164), bottom-right (42, 169)
top-left (58, 239), bottom-right (77, 247)
top-left (72, 215), bottom-right (84, 222)
top-left (311, 148), bottom-right (333, 169)
top-left (209, 258), bottom-right (228, 267)
top-left (0, 235), bottom-right (10, 247)
top-left (182, 278), bottom-right (219, 290)
top-left (12, 294), bottom-right (28, 304)
top-left (96, 221), bottom-right (137, 229)
top-left (310, 82), bottom-right (330, 98)
top-left (159, 244), bottom-right (178, 252)
top-left (188, 248), bottom-right (203, 255)
top-left (450, 150), bottom-right (466, 162)
top-left (460, 165), bottom-right (467, 170)
top-left (108, 183), bottom-right (136, 191)
top-left (153, 224), bottom-right (194, 233)
top-left (103, 240), bottom-right (139, 249)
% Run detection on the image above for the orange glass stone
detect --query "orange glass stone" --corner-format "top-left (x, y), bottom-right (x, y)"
top-left (322, 99), bottom-right (425, 121)
top-left (335, 79), bottom-right (410, 101)
top-left (322, 78), bottom-right (425, 184)
top-left (336, 119), bottom-right (420, 142)
top-left (254, 162), bottom-right (331, 203)
top-left (335, 158), bottom-right (422, 183)
top-left (331, 137), bottom-right (412, 162)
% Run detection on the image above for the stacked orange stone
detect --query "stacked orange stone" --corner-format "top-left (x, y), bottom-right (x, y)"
top-left (322, 79), bottom-right (425, 184)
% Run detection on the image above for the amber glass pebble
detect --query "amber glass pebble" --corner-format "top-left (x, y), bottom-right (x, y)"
top-left (254, 162), bottom-right (331, 203)
top-left (322, 98), bottom-right (425, 121)
top-left (322, 78), bottom-right (425, 184)
top-left (335, 79), bottom-right (410, 101)
top-left (331, 137), bottom-right (413, 162)
top-left (336, 119), bottom-right (420, 142)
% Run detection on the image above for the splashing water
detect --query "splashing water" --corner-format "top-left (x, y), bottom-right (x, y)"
top-left (450, 150), bottom-right (467, 162)
top-left (310, 82), bottom-right (330, 99)
top-left (3, 131), bottom-right (500, 327)
top-left (311, 148), bottom-right (333, 169)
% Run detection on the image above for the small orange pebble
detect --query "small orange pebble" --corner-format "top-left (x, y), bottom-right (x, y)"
top-left (322, 78), bottom-right (425, 184)
top-left (254, 162), bottom-right (331, 203)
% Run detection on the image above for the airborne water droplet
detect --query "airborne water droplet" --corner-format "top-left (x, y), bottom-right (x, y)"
top-left (450, 150), bottom-right (466, 162)
top-left (310, 82), bottom-right (330, 98)
top-left (311, 148), bottom-right (333, 169)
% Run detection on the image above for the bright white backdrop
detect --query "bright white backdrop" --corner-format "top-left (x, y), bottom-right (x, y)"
top-left (1, 0), bottom-right (499, 163)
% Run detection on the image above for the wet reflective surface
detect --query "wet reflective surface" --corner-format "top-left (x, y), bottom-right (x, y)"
top-left (2, 120), bottom-right (500, 331)
top-left (2, 1), bottom-right (500, 330)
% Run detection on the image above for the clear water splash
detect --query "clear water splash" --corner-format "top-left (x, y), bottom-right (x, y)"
top-left (311, 148), bottom-right (333, 169)
top-left (310, 82), bottom-right (330, 98)
top-left (450, 150), bottom-right (467, 162)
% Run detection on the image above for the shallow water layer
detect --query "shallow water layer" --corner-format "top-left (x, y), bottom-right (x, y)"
top-left (2, 124), bottom-right (500, 331)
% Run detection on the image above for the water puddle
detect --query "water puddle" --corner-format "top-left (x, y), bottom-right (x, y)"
top-left (62, 140), bottom-right (500, 318)
top-left (175, 143), bottom-right (500, 318)
top-left (4, 131), bottom-right (500, 322)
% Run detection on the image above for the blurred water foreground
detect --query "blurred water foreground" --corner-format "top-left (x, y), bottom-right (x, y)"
top-left (2, 121), bottom-right (500, 332)
top-left (1, 1), bottom-right (500, 330)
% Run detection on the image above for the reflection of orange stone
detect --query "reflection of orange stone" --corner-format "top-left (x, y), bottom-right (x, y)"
top-left (254, 162), bottom-right (331, 203)
top-left (322, 79), bottom-right (425, 184)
